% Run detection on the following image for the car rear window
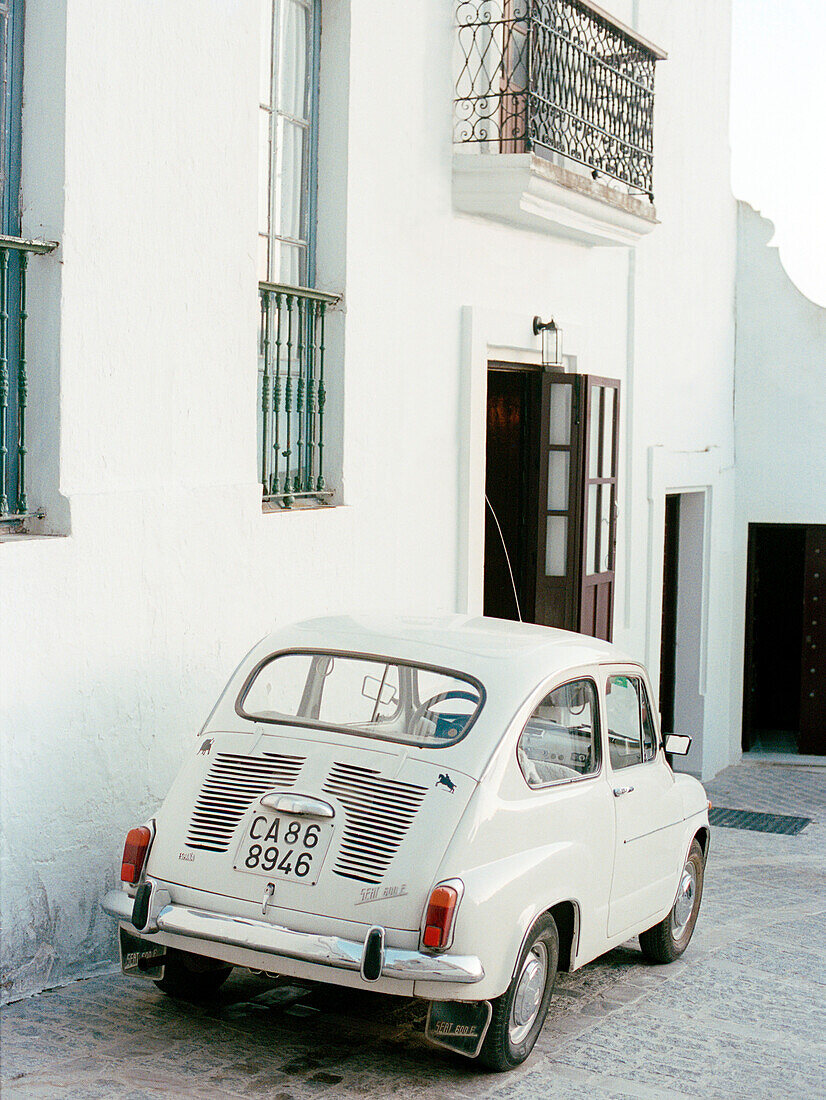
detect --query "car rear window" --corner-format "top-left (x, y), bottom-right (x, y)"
top-left (236, 650), bottom-right (484, 747)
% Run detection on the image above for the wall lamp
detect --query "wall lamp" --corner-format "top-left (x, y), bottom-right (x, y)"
top-left (533, 316), bottom-right (563, 368)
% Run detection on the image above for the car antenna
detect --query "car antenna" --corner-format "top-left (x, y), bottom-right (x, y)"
top-left (485, 494), bottom-right (522, 623)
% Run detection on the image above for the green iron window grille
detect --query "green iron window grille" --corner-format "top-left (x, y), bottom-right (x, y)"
top-left (455, 0), bottom-right (664, 200)
top-left (258, 281), bottom-right (340, 508)
top-left (0, 235), bottom-right (57, 528)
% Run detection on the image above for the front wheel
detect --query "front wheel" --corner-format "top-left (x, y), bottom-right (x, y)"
top-left (154, 948), bottom-right (233, 1001)
top-left (639, 839), bottom-right (705, 964)
top-left (478, 913), bottom-right (558, 1072)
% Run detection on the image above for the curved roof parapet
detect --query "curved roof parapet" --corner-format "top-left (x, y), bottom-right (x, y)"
top-left (738, 201), bottom-right (826, 314)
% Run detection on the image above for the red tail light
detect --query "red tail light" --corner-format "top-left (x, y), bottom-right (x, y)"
top-left (121, 826), bottom-right (152, 883)
top-left (422, 884), bottom-right (459, 950)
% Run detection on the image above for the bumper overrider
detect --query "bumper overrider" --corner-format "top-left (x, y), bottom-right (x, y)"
top-left (101, 880), bottom-right (484, 986)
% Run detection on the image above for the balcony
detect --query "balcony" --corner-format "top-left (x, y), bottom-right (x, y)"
top-left (453, 0), bottom-right (665, 246)
top-left (0, 234), bottom-right (58, 531)
top-left (258, 283), bottom-right (341, 510)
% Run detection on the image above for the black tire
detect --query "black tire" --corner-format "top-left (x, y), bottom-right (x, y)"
top-left (478, 913), bottom-right (558, 1072)
top-left (639, 839), bottom-right (705, 964)
top-left (154, 948), bottom-right (233, 1001)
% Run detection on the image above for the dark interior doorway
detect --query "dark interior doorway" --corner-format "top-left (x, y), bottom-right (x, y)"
top-left (483, 367), bottom-right (540, 621)
top-left (743, 524), bottom-right (805, 753)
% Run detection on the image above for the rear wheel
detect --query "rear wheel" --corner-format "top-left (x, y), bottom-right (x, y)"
top-left (639, 839), bottom-right (705, 964)
top-left (154, 948), bottom-right (233, 1001)
top-left (478, 913), bottom-right (558, 1072)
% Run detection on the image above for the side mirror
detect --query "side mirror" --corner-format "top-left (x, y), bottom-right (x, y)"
top-left (665, 733), bottom-right (691, 756)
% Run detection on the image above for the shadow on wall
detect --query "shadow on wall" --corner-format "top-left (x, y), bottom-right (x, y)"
top-left (0, 664), bottom-right (204, 1005)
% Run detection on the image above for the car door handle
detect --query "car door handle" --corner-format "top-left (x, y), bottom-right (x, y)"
top-left (613, 786), bottom-right (635, 797)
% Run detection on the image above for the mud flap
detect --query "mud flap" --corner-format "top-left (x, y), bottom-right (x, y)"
top-left (119, 927), bottom-right (167, 981)
top-left (425, 999), bottom-right (492, 1058)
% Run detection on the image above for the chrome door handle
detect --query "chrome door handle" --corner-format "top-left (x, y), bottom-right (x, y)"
top-left (613, 786), bottom-right (635, 797)
top-left (262, 882), bottom-right (276, 915)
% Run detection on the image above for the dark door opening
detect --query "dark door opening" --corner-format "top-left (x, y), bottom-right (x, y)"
top-left (483, 368), bottom-right (540, 621)
top-left (656, 492), bottom-right (705, 774)
top-left (659, 494), bottom-right (681, 734)
top-left (483, 366), bottom-right (620, 640)
top-left (742, 523), bottom-right (821, 754)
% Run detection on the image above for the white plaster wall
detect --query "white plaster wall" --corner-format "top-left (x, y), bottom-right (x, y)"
top-left (729, 202), bottom-right (826, 755)
top-left (1, 0), bottom-right (738, 999)
top-left (611, 0), bottom-right (738, 779)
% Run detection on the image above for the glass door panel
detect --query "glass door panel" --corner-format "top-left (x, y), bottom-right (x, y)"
top-left (578, 376), bottom-right (620, 641)
top-left (534, 375), bottom-right (580, 628)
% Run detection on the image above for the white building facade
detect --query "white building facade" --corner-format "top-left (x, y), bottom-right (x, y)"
top-left (732, 202), bottom-right (826, 759)
top-left (0, 0), bottom-right (796, 1001)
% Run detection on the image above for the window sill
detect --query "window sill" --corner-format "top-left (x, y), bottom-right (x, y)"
top-left (0, 511), bottom-right (47, 541)
top-left (452, 153), bottom-right (659, 248)
top-left (262, 493), bottom-right (336, 514)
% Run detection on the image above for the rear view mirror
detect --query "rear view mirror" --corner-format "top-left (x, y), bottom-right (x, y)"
top-left (361, 675), bottom-right (398, 707)
top-left (665, 733), bottom-right (691, 756)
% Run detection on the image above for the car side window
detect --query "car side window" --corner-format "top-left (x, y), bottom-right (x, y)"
top-left (606, 674), bottom-right (656, 769)
top-left (640, 681), bottom-right (658, 761)
top-left (517, 679), bottom-right (601, 788)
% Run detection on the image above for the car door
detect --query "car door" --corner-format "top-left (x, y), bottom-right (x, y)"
top-left (510, 673), bottom-right (615, 964)
top-left (601, 666), bottom-right (683, 938)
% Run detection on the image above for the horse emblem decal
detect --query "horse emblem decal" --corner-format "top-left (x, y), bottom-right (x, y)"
top-left (436, 773), bottom-right (456, 794)
top-left (198, 738), bottom-right (213, 756)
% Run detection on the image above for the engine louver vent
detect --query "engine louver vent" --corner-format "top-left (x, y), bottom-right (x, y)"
top-left (323, 761), bottom-right (427, 885)
top-left (186, 751), bottom-right (304, 852)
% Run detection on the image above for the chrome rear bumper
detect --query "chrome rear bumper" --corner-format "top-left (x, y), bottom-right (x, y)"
top-left (101, 888), bottom-right (483, 984)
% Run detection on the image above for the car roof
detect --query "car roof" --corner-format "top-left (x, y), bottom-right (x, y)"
top-left (209, 616), bottom-right (642, 780)
top-left (261, 614), bottom-right (635, 677)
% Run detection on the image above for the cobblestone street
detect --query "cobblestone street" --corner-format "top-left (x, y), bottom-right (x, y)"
top-left (2, 762), bottom-right (824, 1100)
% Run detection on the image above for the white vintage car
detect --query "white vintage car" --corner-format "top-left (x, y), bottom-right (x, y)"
top-left (102, 616), bottom-right (709, 1070)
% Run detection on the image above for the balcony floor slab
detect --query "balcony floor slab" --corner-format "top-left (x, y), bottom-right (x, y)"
top-left (453, 153), bottom-right (659, 248)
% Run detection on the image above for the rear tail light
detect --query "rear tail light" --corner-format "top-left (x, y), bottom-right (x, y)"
top-left (121, 826), bottom-right (152, 884)
top-left (422, 883), bottom-right (460, 951)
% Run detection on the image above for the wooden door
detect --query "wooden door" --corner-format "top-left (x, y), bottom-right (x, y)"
top-left (534, 374), bottom-right (582, 631)
top-left (800, 525), bottom-right (826, 754)
top-left (578, 377), bottom-right (620, 641)
top-left (532, 373), bottom-right (620, 641)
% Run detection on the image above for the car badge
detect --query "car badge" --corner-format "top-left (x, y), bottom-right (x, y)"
top-left (198, 738), bottom-right (213, 756)
top-left (436, 773), bottom-right (456, 794)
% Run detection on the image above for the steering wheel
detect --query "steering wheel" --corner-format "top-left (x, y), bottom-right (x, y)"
top-left (410, 690), bottom-right (479, 734)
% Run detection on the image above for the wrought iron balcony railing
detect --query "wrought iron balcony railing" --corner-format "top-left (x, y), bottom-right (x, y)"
top-left (258, 282), bottom-right (340, 509)
top-left (0, 234), bottom-right (58, 528)
top-left (455, 0), bottom-right (664, 200)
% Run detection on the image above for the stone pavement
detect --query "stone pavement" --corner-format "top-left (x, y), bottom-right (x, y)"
top-left (1, 763), bottom-right (824, 1099)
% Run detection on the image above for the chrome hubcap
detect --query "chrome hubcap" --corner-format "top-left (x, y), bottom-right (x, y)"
top-left (509, 943), bottom-right (547, 1045)
top-left (672, 860), bottom-right (697, 939)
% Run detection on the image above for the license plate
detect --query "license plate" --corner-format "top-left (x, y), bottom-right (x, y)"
top-left (119, 927), bottom-right (166, 980)
top-left (234, 813), bottom-right (334, 886)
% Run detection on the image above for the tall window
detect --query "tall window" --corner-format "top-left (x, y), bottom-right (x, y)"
top-left (1, 0), bottom-right (23, 237)
top-left (259, 0), bottom-right (321, 288)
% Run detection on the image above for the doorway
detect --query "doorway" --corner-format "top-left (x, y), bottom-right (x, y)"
top-left (743, 523), bottom-right (825, 755)
top-left (483, 367), bottom-right (541, 621)
top-left (658, 492), bottom-right (705, 774)
top-left (483, 366), bottom-right (620, 640)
